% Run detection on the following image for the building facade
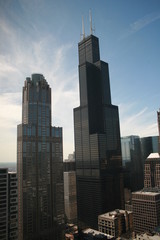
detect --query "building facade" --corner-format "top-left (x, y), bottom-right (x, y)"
top-left (132, 191), bottom-right (160, 233)
top-left (0, 169), bottom-right (18, 240)
top-left (157, 110), bottom-right (160, 153)
top-left (0, 168), bottom-right (8, 240)
top-left (144, 153), bottom-right (160, 188)
top-left (64, 171), bottom-right (77, 224)
top-left (8, 172), bottom-right (18, 240)
top-left (121, 135), bottom-right (143, 192)
top-left (140, 136), bottom-right (159, 167)
top-left (17, 74), bottom-right (64, 240)
top-left (74, 34), bottom-right (124, 229)
top-left (98, 209), bottom-right (133, 238)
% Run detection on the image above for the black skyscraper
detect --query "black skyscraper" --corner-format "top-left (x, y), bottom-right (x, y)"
top-left (17, 74), bottom-right (64, 240)
top-left (74, 34), bottom-right (124, 229)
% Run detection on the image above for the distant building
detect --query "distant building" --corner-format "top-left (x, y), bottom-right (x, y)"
top-left (63, 153), bottom-right (77, 224)
top-left (68, 153), bottom-right (75, 161)
top-left (144, 153), bottom-right (160, 188)
top-left (0, 168), bottom-right (18, 240)
top-left (125, 201), bottom-right (133, 212)
top-left (121, 135), bottom-right (159, 197)
top-left (121, 135), bottom-right (143, 192)
top-left (132, 191), bottom-right (160, 233)
top-left (63, 160), bottom-right (75, 172)
top-left (140, 136), bottom-right (159, 166)
top-left (64, 171), bottom-right (77, 224)
top-left (98, 209), bottom-right (133, 238)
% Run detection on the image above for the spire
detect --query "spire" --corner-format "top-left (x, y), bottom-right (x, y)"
top-left (80, 12), bottom-right (95, 40)
top-left (82, 16), bottom-right (85, 39)
top-left (89, 9), bottom-right (93, 35)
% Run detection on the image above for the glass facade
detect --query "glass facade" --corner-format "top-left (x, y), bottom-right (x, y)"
top-left (17, 74), bottom-right (64, 240)
top-left (140, 136), bottom-right (159, 166)
top-left (121, 135), bottom-right (143, 192)
top-left (74, 35), bottom-right (124, 230)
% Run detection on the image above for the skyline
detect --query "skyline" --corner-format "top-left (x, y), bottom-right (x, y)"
top-left (0, 0), bottom-right (160, 162)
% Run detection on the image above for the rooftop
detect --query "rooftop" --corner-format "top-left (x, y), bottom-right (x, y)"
top-left (132, 190), bottom-right (160, 196)
top-left (99, 209), bottom-right (132, 219)
top-left (83, 228), bottom-right (113, 239)
top-left (147, 153), bottom-right (160, 159)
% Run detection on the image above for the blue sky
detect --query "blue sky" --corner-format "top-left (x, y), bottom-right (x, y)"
top-left (0, 0), bottom-right (160, 162)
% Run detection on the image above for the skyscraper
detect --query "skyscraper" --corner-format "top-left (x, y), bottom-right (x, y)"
top-left (74, 34), bottom-right (124, 229)
top-left (17, 74), bottom-right (64, 240)
top-left (121, 135), bottom-right (143, 192)
top-left (140, 136), bottom-right (159, 167)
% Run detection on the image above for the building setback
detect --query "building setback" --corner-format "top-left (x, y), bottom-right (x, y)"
top-left (17, 74), bottom-right (64, 240)
top-left (132, 191), bottom-right (160, 233)
top-left (74, 33), bottom-right (124, 230)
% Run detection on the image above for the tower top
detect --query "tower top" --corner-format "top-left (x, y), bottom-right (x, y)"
top-left (80, 10), bottom-right (95, 40)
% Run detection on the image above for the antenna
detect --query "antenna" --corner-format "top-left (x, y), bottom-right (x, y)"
top-left (89, 9), bottom-right (92, 35)
top-left (89, 9), bottom-right (95, 35)
top-left (82, 16), bottom-right (85, 39)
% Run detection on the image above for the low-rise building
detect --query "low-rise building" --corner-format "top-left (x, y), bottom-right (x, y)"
top-left (98, 209), bottom-right (133, 238)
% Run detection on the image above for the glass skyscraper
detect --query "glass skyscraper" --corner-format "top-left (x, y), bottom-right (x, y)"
top-left (17, 74), bottom-right (64, 240)
top-left (121, 135), bottom-right (143, 191)
top-left (74, 34), bottom-right (124, 230)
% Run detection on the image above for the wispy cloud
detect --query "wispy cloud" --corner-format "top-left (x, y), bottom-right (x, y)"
top-left (0, 9), bottom-right (79, 161)
top-left (0, 93), bottom-right (21, 162)
top-left (119, 102), bottom-right (158, 137)
top-left (131, 12), bottom-right (160, 32)
top-left (120, 11), bottom-right (160, 39)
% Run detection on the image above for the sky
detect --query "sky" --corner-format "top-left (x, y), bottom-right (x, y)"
top-left (0, 0), bottom-right (160, 162)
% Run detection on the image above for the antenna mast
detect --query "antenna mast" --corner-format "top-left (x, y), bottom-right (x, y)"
top-left (82, 16), bottom-right (85, 39)
top-left (89, 9), bottom-right (95, 35)
top-left (89, 9), bottom-right (93, 35)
